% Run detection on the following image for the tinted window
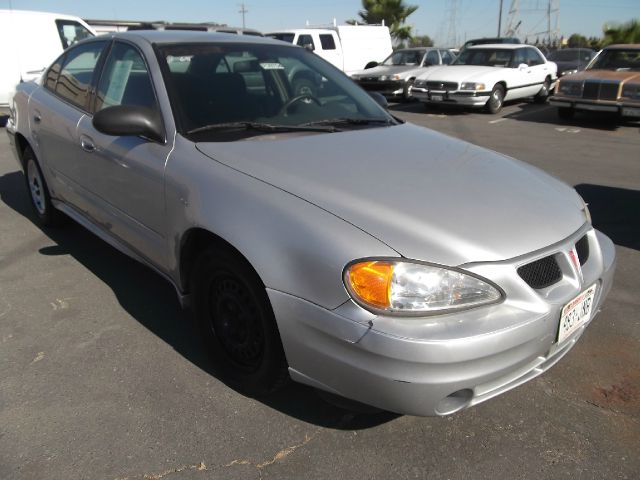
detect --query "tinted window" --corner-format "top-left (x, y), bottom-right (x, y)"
top-left (44, 53), bottom-right (65, 91)
top-left (382, 50), bottom-right (424, 66)
top-left (55, 20), bottom-right (94, 49)
top-left (589, 49), bottom-right (640, 71)
top-left (54, 41), bottom-right (105, 110)
top-left (440, 50), bottom-right (455, 65)
top-left (454, 48), bottom-right (513, 67)
top-left (296, 35), bottom-right (315, 49)
top-left (319, 34), bottom-right (336, 50)
top-left (95, 42), bottom-right (158, 112)
top-left (526, 48), bottom-right (544, 66)
top-left (424, 50), bottom-right (440, 66)
top-left (512, 49), bottom-right (526, 66)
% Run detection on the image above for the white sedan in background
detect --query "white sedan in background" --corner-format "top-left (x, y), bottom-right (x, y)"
top-left (412, 44), bottom-right (557, 113)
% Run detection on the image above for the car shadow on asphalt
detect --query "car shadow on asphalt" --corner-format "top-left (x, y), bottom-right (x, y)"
top-left (502, 104), bottom-right (640, 131)
top-left (575, 184), bottom-right (640, 252)
top-left (0, 170), bottom-right (398, 429)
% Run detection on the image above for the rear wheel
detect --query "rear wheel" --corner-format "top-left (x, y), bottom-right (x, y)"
top-left (402, 79), bottom-right (415, 101)
top-left (485, 84), bottom-right (505, 114)
top-left (23, 147), bottom-right (62, 227)
top-left (191, 245), bottom-right (289, 396)
top-left (558, 107), bottom-right (575, 120)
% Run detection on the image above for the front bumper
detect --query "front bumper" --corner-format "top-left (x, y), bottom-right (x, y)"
top-left (551, 97), bottom-right (640, 117)
top-left (412, 87), bottom-right (491, 107)
top-left (269, 226), bottom-right (616, 416)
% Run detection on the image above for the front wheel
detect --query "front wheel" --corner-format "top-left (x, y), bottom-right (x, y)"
top-left (485, 84), bottom-right (505, 114)
top-left (191, 246), bottom-right (289, 396)
top-left (23, 147), bottom-right (62, 227)
top-left (402, 79), bottom-right (415, 101)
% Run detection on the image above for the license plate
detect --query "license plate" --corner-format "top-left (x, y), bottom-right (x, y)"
top-left (622, 107), bottom-right (640, 117)
top-left (431, 94), bottom-right (443, 101)
top-left (557, 284), bottom-right (597, 344)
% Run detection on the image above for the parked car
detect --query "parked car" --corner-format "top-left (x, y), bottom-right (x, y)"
top-left (351, 47), bottom-right (457, 100)
top-left (7, 31), bottom-right (615, 417)
top-left (266, 24), bottom-right (392, 76)
top-left (547, 48), bottom-right (597, 77)
top-left (412, 44), bottom-right (557, 113)
top-left (550, 44), bottom-right (640, 119)
top-left (0, 10), bottom-right (95, 114)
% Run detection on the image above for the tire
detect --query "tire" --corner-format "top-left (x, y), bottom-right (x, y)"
top-left (23, 147), bottom-right (62, 227)
top-left (191, 245), bottom-right (289, 397)
top-left (292, 78), bottom-right (317, 97)
top-left (402, 79), bottom-right (415, 102)
top-left (558, 107), bottom-right (575, 120)
top-left (485, 84), bottom-right (505, 114)
top-left (534, 77), bottom-right (551, 104)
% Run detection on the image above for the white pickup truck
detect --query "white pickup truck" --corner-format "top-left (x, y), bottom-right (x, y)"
top-left (266, 24), bottom-right (393, 77)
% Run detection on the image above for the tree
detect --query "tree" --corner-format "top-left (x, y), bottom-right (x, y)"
top-left (567, 33), bottom-right (588, 48)
top-left (349, 0), bottom-right (419, 43)
top-left (409, 35), bottom-right (434, 47)
top-left (602, 19), bottom-right (640, 45)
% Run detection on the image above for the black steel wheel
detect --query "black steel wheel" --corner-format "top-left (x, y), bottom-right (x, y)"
top-left (191, 245), bottom-right (289, 396)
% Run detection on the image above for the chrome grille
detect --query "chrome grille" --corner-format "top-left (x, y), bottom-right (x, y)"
top-left (583, 82), bottom-right (599, 99)
top-left (599, 83), bottom-right (619, 100)
top-left (426, 81), bottom-right (458, 91)
top-left (517, 256), bottom-right (563, 290)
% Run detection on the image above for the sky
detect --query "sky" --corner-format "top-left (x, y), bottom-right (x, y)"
top-left (2, 0), bottom-right (638, 46)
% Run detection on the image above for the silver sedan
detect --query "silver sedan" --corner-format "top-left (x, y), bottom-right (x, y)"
top-left (6, 31), bottom-right (616, 416)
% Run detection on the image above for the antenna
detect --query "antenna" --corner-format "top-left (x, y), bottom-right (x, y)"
top-left (238, 3), bottom-right (248, 29)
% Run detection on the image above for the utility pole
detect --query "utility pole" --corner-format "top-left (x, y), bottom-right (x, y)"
top-left (238, 3), bottom-right (248, 29)
top-left (498, 0), bottom-right (503, 36)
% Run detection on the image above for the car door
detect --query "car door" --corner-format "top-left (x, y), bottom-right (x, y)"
top-left (505, 47), bottom-right (538, 100)
top-left (525, 47), bottom-right (550, 90)
top-left (27, 40), bottom-right (108, 211)
top-left (75, 40), bottom-right (172, 269)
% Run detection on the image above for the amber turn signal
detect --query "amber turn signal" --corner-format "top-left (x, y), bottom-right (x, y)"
top-left (346, 261), bottom-right (393, 309)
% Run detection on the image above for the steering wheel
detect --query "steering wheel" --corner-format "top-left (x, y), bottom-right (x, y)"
top-left (277, 94), bottom-right (322, 116)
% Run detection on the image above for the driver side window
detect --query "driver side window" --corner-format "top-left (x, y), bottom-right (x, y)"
top-left (95, 42), bottom-right (159, 113)
top-left (512, 49), bottom-right (526, 67)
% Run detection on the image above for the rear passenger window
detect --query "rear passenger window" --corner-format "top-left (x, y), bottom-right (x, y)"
top-left (54, 41), bottom-right (105, 110)
top-left (319, 34), bottom-right (336, 50)
top-left (297, 35), bottom-right (315, 49)
top-left (95, 42), bottom-right (158, 112)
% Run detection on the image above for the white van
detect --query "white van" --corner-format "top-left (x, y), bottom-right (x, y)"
top-left (267, 24), bottom-right (393, 76)
top-left (0, 10), bottom-right (96, 112)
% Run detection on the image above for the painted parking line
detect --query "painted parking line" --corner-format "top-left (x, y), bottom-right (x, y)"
top-left (488, 118), bottom-right (507, 124)
top-left (555, 127), bottom-right (581, 133)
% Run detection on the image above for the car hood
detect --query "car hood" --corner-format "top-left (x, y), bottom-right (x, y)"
top-left (355, 64), bottom-right (427, 78)
top-left (196, 123), bottom-right (585, 266)
top-left (418, 65), bottom-right (504, 83)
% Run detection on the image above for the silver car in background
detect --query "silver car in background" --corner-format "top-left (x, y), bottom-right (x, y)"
top-left (6, 31), bottom-right (615, 416)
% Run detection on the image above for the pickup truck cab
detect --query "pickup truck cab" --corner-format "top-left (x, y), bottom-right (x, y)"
top-left (266, 25), bottom-right (392, 76)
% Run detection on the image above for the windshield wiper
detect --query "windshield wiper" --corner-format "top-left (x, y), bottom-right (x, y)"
top-left (301, 117), bottom-right (396, 128)
top-left (187, 121), bottom-right (340, 136)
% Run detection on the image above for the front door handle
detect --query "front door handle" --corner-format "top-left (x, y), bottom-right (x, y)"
top-left (80, 135), bottom-right (96, 153)
top-left (33, 114), bottom-right (41, 123)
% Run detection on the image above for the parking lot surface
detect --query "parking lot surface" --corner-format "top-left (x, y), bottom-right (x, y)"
top-left (1, 102), bottom-right (638, 479)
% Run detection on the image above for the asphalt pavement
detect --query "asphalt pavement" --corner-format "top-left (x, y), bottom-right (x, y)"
top-left (0, 101), bottom-right (638, 479)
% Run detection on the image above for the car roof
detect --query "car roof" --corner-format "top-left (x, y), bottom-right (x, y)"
top-left (603, 44), bottom-right (640, 50)
top-left (467, 43), bottom-right (534, 50)
top-left (106, 29), bottom-right (283, 46)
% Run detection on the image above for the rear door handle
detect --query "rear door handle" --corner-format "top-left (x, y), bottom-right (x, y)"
top-left (80, 135), bottom-right (96, 153)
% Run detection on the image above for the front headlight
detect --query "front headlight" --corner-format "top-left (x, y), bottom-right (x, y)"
top-left (561, 69), bottom-right (578, 76)
top-left (380, 74), bottom-right (401, 81)
top-left (622, 84), bottom-right (640, 99)
top-left (460, 82), bottom-right (486, 91)
top-left (344, 259), bottom-right (503, 316)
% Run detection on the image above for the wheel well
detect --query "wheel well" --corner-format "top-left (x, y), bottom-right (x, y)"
top-left (14, 133), bottom-right (30, 166)
top-left (179, 228), bottom-right (262, 293)
top-left (496, 81), bottom-right (507, 91)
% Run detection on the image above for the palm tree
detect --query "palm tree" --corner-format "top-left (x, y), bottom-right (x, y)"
top-left (349, 0), bottom-right (419, 43)
top-left (602, 19), bottom-right (640, 45)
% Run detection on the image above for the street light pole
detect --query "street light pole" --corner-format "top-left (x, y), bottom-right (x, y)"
top-left (498, 0), bottom-right (503, 36)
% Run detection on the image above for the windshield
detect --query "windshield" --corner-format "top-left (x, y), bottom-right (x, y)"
top-left (266, 33), bottom-right (295, 43)
top-left (588, 49), bottom-right (640, 71)
top-left (548, 49), bottom-right (594, 62)
top-left (381, 50), bottom-right (425, 66)
top-left (453, 48), bottom-right (513, 67)
top-left (159, 43), bottom-right (395, 140)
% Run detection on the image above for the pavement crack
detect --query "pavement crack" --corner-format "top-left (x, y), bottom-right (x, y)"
top-left (115, 461), bottom-right (206, 480)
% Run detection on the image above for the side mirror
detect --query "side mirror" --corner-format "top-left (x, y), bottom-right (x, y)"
top-left (364, 61), bottom-right (379, 69)
top-left (518, 63), bottom-right (529, 70)
top-left (303, 43), bottom-right (315, 52)
top-left (93, 105), bottom-right (164, 143)
top-left (368, 91), bottom-right (388, 110)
